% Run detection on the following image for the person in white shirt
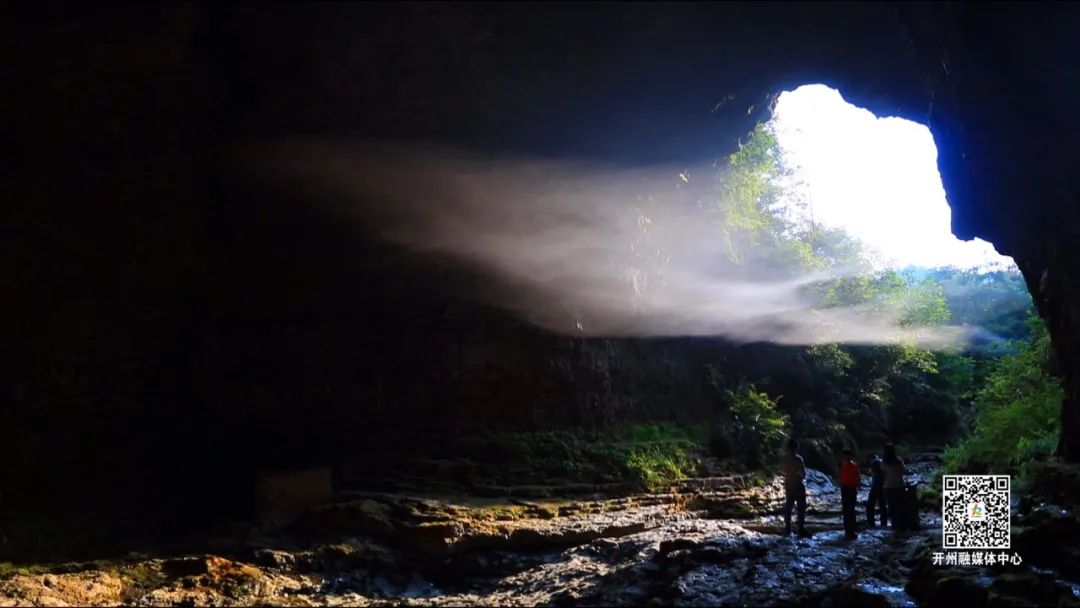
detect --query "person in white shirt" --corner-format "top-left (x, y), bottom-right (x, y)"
top-left (780, 438), bottom-right (809, 537)
top-left (882, 443), bottom-right (907, 530)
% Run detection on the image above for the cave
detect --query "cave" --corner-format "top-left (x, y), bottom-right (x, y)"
top-left (4, 2), bottom-right (1080, 604)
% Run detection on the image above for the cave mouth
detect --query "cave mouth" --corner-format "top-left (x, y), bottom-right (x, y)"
top-left (769, 84), bottom-right (1013, 273)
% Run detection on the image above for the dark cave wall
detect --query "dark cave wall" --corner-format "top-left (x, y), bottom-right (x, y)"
top-left (4, 2), bottom-right (1080, 529)
top-left (897, 3), bottom-right (1080, 460)
top-left (3, 5), bottom-right (217, 522)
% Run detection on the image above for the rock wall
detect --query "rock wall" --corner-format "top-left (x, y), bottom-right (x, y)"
top-left (4, 3), bottom-right (1080, 529)
top-left (897, 4), bottom-right (1080, 459)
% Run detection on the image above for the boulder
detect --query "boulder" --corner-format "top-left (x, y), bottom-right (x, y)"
top-left (399, 521), bottom-right (465, 558)
top-left (1028, 463), bottom-right (1080, 507)
top-left (827, 585), bottom-right (892, 608)
top-left (933, 576), bottom-right (989, 608)
top-left (252, 548), bottom-right (296, 570)
top-left (1011, 504), bottom-right (1080, 571)
top-left (989, 571), bottom-right (1067, 606)
top-left (161, 557), bottom-right (209, 578)
top-left (905, 558), bottom-right (961, 604)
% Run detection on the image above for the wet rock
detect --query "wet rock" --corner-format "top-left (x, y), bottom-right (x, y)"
top-left (1028, 463), bottom-right (1080, 507)
top-left (904, 557), bottom-right (949, 603)
top-left (400, 521), bottom-right (466, 558)
top-left (295, 498), bottom-right (396, 540)
top-left (696, 496), bottom-right (760, 519)
top-left (161, 557), bottom-right (208, 578)
top-left (0, 571), bottom-right (125, 606)
top-left (658, 538), bottom-right (699, 557)
top-left (253, 548), bottom-right (296, 570)
top-left (588, 537), bottom-right (621, 556)
top-left (933, 575), bottom-right (989, 608)
top-left (509, 521), bottom-right (649, 550)
top-left (206, 556), bottom-right (261, 583)
top-left (1012, 504), bottom-right (1080, 573)
top-left (1016, 504), bottom-right (1077, 537)
top-left (1, 464), bottom-right (950, 606)
top-left (826, 584), bottom-right (892, 608)
top-left (989, 570), bottom-right (1072, 606)
top-left (434, 549), bottom-right (560, 590)
top-left (986, 595), bottom-right (1033, 608)
top-left (802, 439), bottom-right (839, 478)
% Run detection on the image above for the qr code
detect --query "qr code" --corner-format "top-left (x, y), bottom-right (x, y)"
top-left (942, 475), bottom-right (1010, 549)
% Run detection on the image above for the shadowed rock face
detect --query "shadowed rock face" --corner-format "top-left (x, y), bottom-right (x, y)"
top-left (3, 3), bottom-right (1079, 531)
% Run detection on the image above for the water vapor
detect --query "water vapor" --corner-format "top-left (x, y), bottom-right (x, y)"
top-left (247, 140), bottom-right (973, 348)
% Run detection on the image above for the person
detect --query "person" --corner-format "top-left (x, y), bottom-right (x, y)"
top-left (781, 438), bottom-right (809, 537)
top-left (866, 454), bottom-right (888, 528)
top-left (839, 448), bottom-right (860, 539)
top-left (882, 443), bottom-right (906, 531)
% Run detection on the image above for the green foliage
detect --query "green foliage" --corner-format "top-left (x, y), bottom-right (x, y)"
top-left (451, 422), bottom-right (705, 493)
top-left (943, 314), bottom-right (1063, 476)
top-left (608, 422), bottom-right (707, 491)
top-left (714, 124), bottom-right (818, 272)
top-left (925, 267), bottom-right (1034, 343)
top-left (714, 382), bottom-right (790, 469)
top-left (705, 124), bottom-right (1038, 454)
top-left (807, 343), bottom-right (854, 378)
top-left (622, 443), bottom-right (699, 492)
top-left (0, 562), bottom-right (53, 580)
top-left (117, 563), bottom-right (167, 595)
top-left (892, 277), bottom-right (952, 327)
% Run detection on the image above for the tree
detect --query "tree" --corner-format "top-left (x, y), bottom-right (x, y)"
top-left (706, 125), bottom-right (1005, 453)
top-left (943, 313), bottom-right (1063, 475)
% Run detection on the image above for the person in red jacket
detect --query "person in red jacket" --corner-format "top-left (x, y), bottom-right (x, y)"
top-left (839, 448), bottom-right (861, 539)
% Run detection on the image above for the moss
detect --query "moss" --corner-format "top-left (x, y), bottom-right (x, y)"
top-left (113, 562), bottom-right (168, 603)
top-left (125, 563), bottom-right (167, 588)
top-left (480, 505), bottom-right (529, 521)
top-left (358, 499), bottom-right (392, 523)
top-left (531, 504), bottom-right (560, 519)
top-left (222, 576), bottom-right (256, 600)
top-left (708, 500), bottom-right (757, 519)
top-left (746, 472), bottom-right (769, 487)
top-left (352, 423), bottom-right (710, 502)
top-left (402, 422), bottom-right (708, 496)
top-left (0, 562), bottom-right (53, 579)
top-left (322, 543), bottom-right (357, 558)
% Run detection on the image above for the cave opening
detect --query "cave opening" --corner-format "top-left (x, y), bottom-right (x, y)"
top-left (771, 84), bottom-right (1012, 272)
top-left (729, 82), bottom-right (1061, 480)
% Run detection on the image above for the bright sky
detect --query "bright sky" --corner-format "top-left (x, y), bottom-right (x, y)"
top-left (771, 84), bottom-right (1014, 270)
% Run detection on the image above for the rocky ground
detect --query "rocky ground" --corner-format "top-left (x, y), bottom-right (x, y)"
top-left (3, 457), bottom-right (1080, 607)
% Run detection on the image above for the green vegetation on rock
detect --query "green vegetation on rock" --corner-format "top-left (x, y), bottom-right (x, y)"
top-left (943, 314), bottom-right (1063, 477)
top-left (0, 562), bottom-right (53, 580)
top-left (710, 382), bottom-right (789, 470)
top-left (450, 422), bottom-right (706, 493)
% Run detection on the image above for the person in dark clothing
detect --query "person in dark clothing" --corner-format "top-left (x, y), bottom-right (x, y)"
top-left (881, 444), bottom-right (906, 531)
top-left (866, 454), bottom-right (888, 527)
top-left (839, 448), bottom-right (860, 539)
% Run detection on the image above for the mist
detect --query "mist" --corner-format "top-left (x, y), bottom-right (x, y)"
top-left (248, 139), bottom-right (973, 348)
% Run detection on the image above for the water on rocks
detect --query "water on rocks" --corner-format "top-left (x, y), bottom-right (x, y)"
top-left (4, 455), bottom-right (1076, 606)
